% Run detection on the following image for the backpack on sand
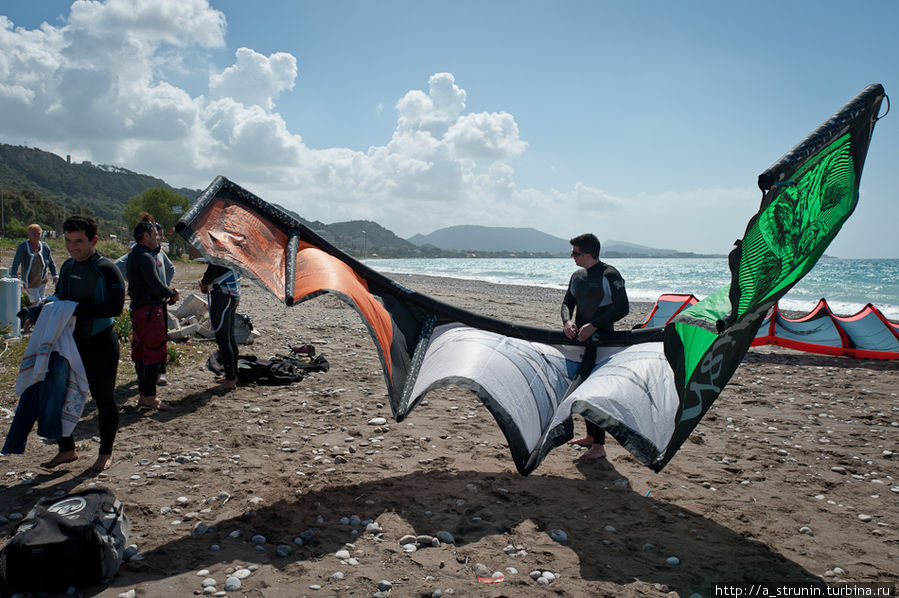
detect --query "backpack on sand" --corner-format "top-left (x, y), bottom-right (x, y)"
top-left (206, 350), bottom-right (330, 385)
top-left (0, 488), bottom-right (130, 592)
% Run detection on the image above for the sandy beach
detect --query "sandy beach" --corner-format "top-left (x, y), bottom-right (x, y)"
top-left (1, 259), bottom-right (897, 598)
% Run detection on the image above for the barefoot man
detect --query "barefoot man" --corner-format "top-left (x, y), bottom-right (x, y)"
top-left (43, 216), bottom-right (125, 473)
top-left (561, 233), bottom-right (629, 461)
top-left (126, 215), bottom-right (179, 410)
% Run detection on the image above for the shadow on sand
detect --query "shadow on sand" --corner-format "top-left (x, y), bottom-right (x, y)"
top-left (29, 462), bottom-right (821, 597)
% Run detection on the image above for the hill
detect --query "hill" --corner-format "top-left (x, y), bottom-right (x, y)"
top-left (409, 225), bottom-right (569, 254)
top-left (0, 143), bottom-right (199, 228)
top-left (408, 226), bottom-right (721, 258)
top-left (0, 143), bottom-right (721, 258)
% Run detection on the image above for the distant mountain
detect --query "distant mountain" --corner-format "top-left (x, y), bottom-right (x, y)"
top-left (602, 239), bottom-right (679, 257)
top-left (407, 226), bottom-right (720, 257)
top-left (409, 225), bottom-right (570, 254)
top-left (319, 220), bottom-right (417, 256)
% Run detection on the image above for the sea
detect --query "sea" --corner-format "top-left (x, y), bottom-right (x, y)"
top-left (362, 257), bottom-right (899, 321)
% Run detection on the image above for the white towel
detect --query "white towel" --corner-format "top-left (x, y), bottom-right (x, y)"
top-left (15, 300), bottom-right (89, 436)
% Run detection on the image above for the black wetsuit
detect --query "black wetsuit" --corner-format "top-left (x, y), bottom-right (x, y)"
top-left (202, 264), bottom-right (240, 381)
top-left (53, 252), bottom-right (125, 455)
top-left (127, 244), bottom-right (176, 397)
top-left (561, 261), bottom-right (629, 443)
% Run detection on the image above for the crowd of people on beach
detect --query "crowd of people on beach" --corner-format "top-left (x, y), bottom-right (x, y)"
top-left (4, 217), bottom-right (628, 473)
top-left (2, 214), bottom-right (240, 473)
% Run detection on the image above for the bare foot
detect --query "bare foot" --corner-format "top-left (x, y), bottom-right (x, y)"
top-left (215, 378), bottom-right (238, 392)
top-left (139, 395), bottom-right (171, 411)
top-left (41, 450), bottom-right (78, 469)
top-left (578, 444), bottom-right (607, 461)
top-left (90, 454), bottom-right (113, 474)
top-left (567, 435), bottom-right (594, 447)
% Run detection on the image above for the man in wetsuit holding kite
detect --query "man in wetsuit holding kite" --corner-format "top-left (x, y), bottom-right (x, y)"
top-left (561, 233), bottom-right (629, 461)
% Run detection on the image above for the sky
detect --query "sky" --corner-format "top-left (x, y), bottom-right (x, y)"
top-left (1, 1), bottom-right (897, 258)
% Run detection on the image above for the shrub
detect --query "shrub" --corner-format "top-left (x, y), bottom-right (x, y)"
top-left (113, 312), bottom-right (132, 341)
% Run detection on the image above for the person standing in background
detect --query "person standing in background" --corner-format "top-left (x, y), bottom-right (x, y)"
top-left (200, 264), bottom-right (241, 391)
top-left (126, 215), bottom-right (179, 410)
top-left (10, 224), bottom-right (58, 304)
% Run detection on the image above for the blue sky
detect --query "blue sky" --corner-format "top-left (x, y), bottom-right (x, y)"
top-left (1, 1), bottom-right (896, 257)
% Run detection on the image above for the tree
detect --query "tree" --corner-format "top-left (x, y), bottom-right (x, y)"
top-left (124, 187), bottom-right (190, 256)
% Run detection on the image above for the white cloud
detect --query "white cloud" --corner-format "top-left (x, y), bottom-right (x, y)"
top-left (1, 0), bottom-right (736, 250)
top-left (208, 47), bottom-right (296, 110)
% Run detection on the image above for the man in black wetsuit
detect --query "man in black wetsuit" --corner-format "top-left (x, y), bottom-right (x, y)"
top-left (42, 215), bottom-right (125, 474)
top-left (199, 264), bottom-right (241, 391)
top-left (561, 233), bottom-right (629, 461)
top-left (127, 217), bottom-right (179, 410)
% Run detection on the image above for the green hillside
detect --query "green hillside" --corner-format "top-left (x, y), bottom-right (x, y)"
top-left (0, 143), bottom-right (199, 234)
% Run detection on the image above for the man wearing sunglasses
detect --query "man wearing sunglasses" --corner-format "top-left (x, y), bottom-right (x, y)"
top-left (561, 233), bottom-right (629, 461)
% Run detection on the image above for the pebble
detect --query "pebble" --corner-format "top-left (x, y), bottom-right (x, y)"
top-left (276, 544), bottom-right (292, 557)
top-left (858, 514), bottom-right (873, 522)
top-left (417, 534), bottom-right (438, 547)
top-left (330, 571), bottom-right (345, 581)
top-left (474, 563), bottom-right (491, 577)
top-left (202, 578), bottom-right (217, 587)
top-left (251, 534), bottom-right (266, 544)
top-left (224, 577), bottom-right (241, 591)
top-left (666, 556), bottom-right (680, 566)
top-left (124, 544), bottom-right (139, 560)
top-left (550, 528), bottom-right (568, 543)
top-left (799, 526), bottom-right (814, 535)
top-left (642, 543), bottom-right (656, 551)
top-left (436, 530), bottom-right (455, 544)
top-left (402, 543), bottom-right (417, 553)
top-left (377, 580), bottom-right (393, 591)
top-left (603, 525), bottom-right (617, 533)
top-left (117, 591), bottom-right (136, 598)
top-left (336, 549), bottom-right (351, 560)
top-left (233, 568), bottom-right (252, 580)
top-left (368, 417), bottom-right (387, 425)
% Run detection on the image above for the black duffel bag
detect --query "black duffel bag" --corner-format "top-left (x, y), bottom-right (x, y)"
top-left (0, 487), bottom-right (130, 592)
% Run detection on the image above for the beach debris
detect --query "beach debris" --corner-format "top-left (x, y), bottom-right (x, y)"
top-left (166, 293), bottom-right (259, 343)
